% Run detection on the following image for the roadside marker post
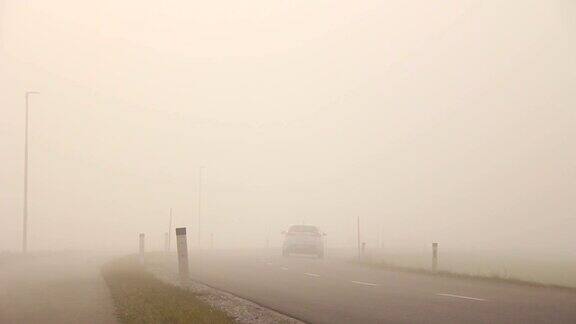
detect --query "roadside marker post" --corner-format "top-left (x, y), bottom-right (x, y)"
top-left (432, 242), bottom-right (439, 272)
top-left (164, 232), bottom-right (169, 252)
top-left (176, 227), bottom-right (190, 284)
top-left (357, 216), bottom-right (361, 261)
top-left (324, 234), bottom-right (327, 257)
top-left (139, 233), bottom-right (145, 264)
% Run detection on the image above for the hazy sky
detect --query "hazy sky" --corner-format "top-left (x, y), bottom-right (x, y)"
top-left (1, 1), bottom-right (575, 254)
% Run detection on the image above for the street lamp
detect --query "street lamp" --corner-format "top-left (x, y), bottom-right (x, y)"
top-left (23, 91), bottom-right (39, 253)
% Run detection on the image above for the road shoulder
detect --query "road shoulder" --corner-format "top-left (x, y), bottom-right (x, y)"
top-left (146, 253), bottom-right (304, 324)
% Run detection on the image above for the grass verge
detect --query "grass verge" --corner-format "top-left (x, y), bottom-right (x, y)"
top-left (357, 260), bottom-right (576, 292)
top-left (101, 255), bottom-right (233, 324)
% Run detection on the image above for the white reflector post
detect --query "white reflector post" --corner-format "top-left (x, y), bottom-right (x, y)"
top-left (176, 227), bottom-right (189, 284)
top-left (139, 233), bottom-right (145, 264)
top-left (432, 242), bottom-right (439, 272)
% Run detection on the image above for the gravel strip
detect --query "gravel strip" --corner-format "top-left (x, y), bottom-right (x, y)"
top-left (147, 261), bottom-right (304, 324)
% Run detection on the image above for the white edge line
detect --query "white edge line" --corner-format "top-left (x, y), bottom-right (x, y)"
top-left (304, 273), bottom-right (321, 277)
top-left (351, 280), bottom-right (378, 287)
top-left (437, 293), bottom-right (486, 301)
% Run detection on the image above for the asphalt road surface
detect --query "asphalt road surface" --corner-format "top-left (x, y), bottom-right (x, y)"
top-left (185, 250), bottom-right (576, 324)
top-left (0, 252), bottom-right (118, 324)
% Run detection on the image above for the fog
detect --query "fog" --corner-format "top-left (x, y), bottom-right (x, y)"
top-left (1, 0), bottom-right (575, 257)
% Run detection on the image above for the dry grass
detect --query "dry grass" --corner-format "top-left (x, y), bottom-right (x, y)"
top-left (101, 255), bottom-right (233, 324)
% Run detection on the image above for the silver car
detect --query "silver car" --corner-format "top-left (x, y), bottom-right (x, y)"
top-left (282, 225), bottom-right (325, 258)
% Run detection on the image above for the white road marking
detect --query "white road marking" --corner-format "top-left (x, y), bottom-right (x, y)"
top-left (351, 280), bottom-right (378, 287)
top-left (304, 273), bottom-right (321, 277)
top-left (437, 293), bottom-right (486, 301)
top-left (280, 267), bottom-right (289, 271)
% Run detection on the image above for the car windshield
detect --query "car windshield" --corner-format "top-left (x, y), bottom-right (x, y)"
top-left (289, 225), bottom-right (319, 234)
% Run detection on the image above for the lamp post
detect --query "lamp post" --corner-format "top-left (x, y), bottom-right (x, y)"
top-left (23, 91), bottom-right (39, 253)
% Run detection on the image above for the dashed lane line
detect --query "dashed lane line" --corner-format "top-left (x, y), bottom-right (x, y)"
top-left (351, 280), bottom-right (378, 287)
top-left (437, 293), bottom-right (486, 301)
top-left (304, 273), bottom-right (321, 277)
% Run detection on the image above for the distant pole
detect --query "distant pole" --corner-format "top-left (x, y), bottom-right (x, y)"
top-left (357, 216), bottom-right (361, 260)
top-left (164, 232), bottom-right (169, 252)
top-left (139, 233), bottom-right (145, 264)
top-left (22, 91), bottom-right (39, 253)
top-left (167, 208), bottom-right (173, 251)
top-left (377, 225), bottom-right (382, 249)
top-left (198, 167), bottom-right (205, 248)
top-left (266, 224), bottom-right (270, 250)
top-left (432, 242), bottom-right (439, 272)
top-left (176, 227), bottom-right (189, 284)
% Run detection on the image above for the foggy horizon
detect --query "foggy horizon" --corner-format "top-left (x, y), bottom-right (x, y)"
top-left (2, 0), bottom-right (576, 257)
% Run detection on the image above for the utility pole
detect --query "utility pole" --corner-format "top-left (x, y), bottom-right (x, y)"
top-left (22, 91), bottom-right (39, 253)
